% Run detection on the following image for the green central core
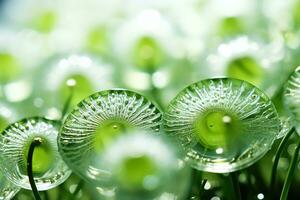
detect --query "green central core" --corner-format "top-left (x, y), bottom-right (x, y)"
top-left (227, 56), bottom-right (264, 86)
top-left (194, 110), bottom-right (241, 149)
top-left (23, 138), bottom-right (54, 175)
top-left (94, 120), bottom-right (133, 152)
top-left (132, 36), bottom-right (164, 71)
top-left (118, 155), bottom-right (157, 191)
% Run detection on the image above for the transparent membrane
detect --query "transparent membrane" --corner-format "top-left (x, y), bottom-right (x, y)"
top-left (164, 78), bottom-right (280, 173)
top-left (0, 117), bottom-right (71, 190)
top-left (59, 89), bottom-right (162, 183)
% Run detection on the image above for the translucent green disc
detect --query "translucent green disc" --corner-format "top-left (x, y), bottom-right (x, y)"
top-left (164, 78), bottom-right (280, 173)
top-left (59, 89), bottom-right (162, 183)
top-left (0, 172), bottom-right (20, 200)
top-left (284, 67), bottom-right (300, 135)
top-left (100, 131), bottom-right (191, 200)
top-left (0, 117), bottom-right (72, 191)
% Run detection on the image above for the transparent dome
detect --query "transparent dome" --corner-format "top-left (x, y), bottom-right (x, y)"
top-left (0, 117), bottom-right (72, 190)
top-left (163, 78), bottom-right (280, 173)
top-left (99, 131), bottom-right (191, 200)
top-left (284, 66), bottom-right (300, 135)
top-left (59, 89), bottom-right (162, 183)
top-left (0, 171), bottom-right (20, 200)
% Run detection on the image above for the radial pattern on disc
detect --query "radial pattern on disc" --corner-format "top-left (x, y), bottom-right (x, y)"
top-left (59, 89), bottom-right (162, 183)
top-left (0, 117), bottom-right (71, 190)
top-left (164, 78), bottom-right (280, 173)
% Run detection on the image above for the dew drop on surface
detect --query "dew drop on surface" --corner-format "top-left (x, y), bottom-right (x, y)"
top-left (59, 89), bottom-right (162, 184)
top-left (0, 117), bottom-right (71, 190)
top-left (163, 78), bottom-right (280, 173)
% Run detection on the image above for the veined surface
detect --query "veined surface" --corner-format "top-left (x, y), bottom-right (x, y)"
top-left (59, 89), bottom-right (162, 183)
top-left (284, 66), bottom-right (300, 135)
top-left (0, 117), bottom-right (71, 190)
top-left (164, 78), bottom-right (280, 173)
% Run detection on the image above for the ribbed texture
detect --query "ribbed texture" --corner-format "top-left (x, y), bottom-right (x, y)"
top-left (0, 117), bottom-right (71, 191)
top-left (59, 89), bottom-right (162, 182)
top-left (285, 67), bottom-right (300, 135)
top-left (0, 174), bottom-right (20, 200)
top-left (164, 78), bottom-right (280, 173)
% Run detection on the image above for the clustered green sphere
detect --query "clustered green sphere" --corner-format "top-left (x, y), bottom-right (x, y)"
top-left (1, 0), bottom-right (299, 199)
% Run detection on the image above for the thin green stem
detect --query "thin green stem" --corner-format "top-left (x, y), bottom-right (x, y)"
top-left (188, 169), bottom-right (202, 199)
top-left (43, 191), bottom-right (49, 200)
top-left (270, 127), bottom-right (295, 195)
top-left (73, 179), bottom-right (85, 197)
top-left (199, 179), bottom-right (207, 198)
top-left (61, 84), bottom-right (74, 120)
top-left (280, 138), bottom-right (300, 200)
top-left (27, 138), bottom-right (42, 200)
top-left (230, 172), bottom-right (241, 200)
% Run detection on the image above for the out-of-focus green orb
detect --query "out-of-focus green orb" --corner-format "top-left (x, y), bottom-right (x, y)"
top-left (132, 36), bottom-right (165, 72)
top-left (227, 56), bottom-right (264, 86)
top-left (0, 53), bottom-right (21, 84)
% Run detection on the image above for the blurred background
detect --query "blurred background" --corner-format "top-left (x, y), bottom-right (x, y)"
top-left (0, 0), bottom-right (300, 199)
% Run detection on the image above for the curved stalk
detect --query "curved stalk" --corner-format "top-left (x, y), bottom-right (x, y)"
top-left (27, 138), bottom-right (42, 200)
top-left (270, 127), bottom-right (295, 195)
top-left (61, 84), bottom-right (75, 120)
top-left (280, 138), bottom-right (300, 200)
top-left (230, 172), bottom-right (241, 200)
